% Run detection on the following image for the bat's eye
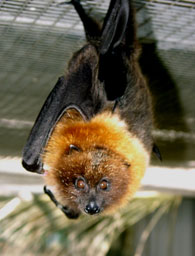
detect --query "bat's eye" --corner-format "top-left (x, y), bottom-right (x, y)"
top-left (99, 179), bottom-right (110, 191)
top-left (68, 144), bottom-right (81, 154)
top-left (75, 177), bottom-right (86, 190)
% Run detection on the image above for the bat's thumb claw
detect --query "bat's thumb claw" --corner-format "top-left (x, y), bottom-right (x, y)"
top-left (57, 0), bottom-right (81, 6)
top-left (43, 185), bottom-right (49, 194)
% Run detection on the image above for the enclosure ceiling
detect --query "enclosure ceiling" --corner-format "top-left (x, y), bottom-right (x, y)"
top-left (0, 0), bottom-right (195, 168)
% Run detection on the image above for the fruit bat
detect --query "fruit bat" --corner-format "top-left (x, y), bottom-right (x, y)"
top-left (22, 0), bottom-right (159, 219)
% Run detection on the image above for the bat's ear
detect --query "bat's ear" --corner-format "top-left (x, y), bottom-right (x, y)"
top-left (60, 107), bottom-right (85, 123)
top-left (100, 0), bottom-right (130, 55)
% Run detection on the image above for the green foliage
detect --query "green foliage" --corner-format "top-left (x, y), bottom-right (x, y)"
top-left (0, 194), bottom-right (181, 256)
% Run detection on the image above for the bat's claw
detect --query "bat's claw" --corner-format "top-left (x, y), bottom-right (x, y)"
top-left (57, 0), bottom-right (80, 6)
top-left (44, 185), bottom-right (58, 205)
top-left (152, 143), bottom-right (162, 161)
top-left (43, 185), bottom-right (52, 196)
top-left (44, 185), bottom-right (48, 193)
top-left (44, 186), bottom-right (80, 219)
top-left (58, 1), bottom-right (72, 5)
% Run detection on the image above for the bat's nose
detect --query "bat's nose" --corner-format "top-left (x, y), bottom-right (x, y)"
top-left (85, 201), bottom-right (100, 215)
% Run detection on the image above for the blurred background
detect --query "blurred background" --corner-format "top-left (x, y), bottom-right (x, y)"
top-left (0, 0), bottom-right (195, 255)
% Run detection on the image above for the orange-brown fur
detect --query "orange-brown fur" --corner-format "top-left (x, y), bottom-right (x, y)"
top-left (43, 109), bottom-right (149, 213)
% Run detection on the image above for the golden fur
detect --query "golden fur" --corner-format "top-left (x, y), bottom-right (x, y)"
top-left (43, 109), bottom-right (149, 213)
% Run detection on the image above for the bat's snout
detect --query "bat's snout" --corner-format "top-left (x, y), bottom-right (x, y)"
top-left (84, 200), bottom-right (100, 215)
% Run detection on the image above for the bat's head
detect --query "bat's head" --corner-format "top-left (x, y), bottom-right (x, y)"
top-left (44, 145), bottom-right (131, 215)
top-left (43, 109), bottom-right (149, 215)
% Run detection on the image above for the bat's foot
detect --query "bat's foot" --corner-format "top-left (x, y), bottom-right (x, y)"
top-left (44, 186), bottom-right (80, 219)
top-left (58, 0), bottom-right (80, 6)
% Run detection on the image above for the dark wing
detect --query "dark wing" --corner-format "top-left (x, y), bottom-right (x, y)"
top-left (22, 45), bottom-right (106, 173)
top-left (98, 0), bottom-right (134, 100)
top-left (22, 77), bottom-right (84, 173)
top-left (22, 0), bottom-right (136, 173)
top-left (71, 0), bottom-right (134, 101)
top-left (99, 0), bottom-right (154, 151)
top-left (100, 0), bottom-right (130, 55)
top-left (70, 0), bottom-right (101, 42)
top-left (70, 0), bottom-right (131, 52)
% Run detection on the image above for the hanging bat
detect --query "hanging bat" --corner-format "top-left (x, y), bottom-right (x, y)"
top-left (22, 0), bottom-right (160, 219)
